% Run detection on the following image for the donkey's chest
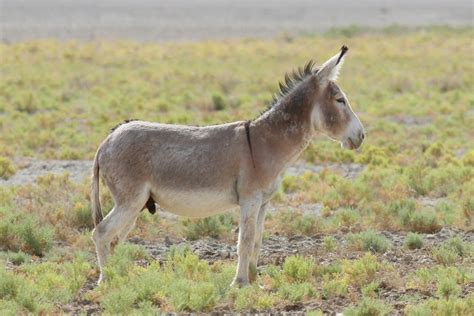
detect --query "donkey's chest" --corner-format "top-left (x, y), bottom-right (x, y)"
top-left (151, 187), bottom-right (238, 218)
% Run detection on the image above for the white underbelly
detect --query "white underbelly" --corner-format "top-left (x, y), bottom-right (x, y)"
top-left (153, 188), bottom-right (238, 218)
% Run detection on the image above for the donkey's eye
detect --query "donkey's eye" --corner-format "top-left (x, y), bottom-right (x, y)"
top-left (336, 98), bottom-right (346, 105)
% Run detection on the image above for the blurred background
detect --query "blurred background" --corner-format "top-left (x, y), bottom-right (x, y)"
top-left (1, 0), bottom-right (472, 42)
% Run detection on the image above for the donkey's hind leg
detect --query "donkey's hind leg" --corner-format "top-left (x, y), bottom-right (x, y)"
top-left (92, 193), bottom-right (147, 284)
top-left (111, 198), bottom-right (154, 250)
top-left (111, 214), bottom-right (140, 251)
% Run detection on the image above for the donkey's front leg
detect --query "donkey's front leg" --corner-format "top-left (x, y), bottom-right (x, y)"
top-left (249, 203), bottom-right (268, 283)
top-left (231, 195), bottom-right (262, 287)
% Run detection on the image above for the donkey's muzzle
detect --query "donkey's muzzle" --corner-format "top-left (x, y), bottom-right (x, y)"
top-left (343, 134), bottom-right (364, 150)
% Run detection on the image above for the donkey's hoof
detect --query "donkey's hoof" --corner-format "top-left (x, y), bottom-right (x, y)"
top-left (230, 277), bottom-right (249, 288)
top-left (97, 274), bottom-right (104, 286)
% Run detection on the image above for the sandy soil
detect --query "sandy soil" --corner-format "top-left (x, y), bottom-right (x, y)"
top-left (0, 158), bottom-right (92, 186)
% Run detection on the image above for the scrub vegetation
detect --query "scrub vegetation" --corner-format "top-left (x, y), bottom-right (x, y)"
top-left (1, 27), bottom-right (473, 314)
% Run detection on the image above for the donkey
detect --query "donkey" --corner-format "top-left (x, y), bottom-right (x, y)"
top-left (91, 46), bottom-right (365, 286)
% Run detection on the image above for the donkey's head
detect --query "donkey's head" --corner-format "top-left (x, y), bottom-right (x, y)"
top-left (311, 46), bottom-right (365, 150)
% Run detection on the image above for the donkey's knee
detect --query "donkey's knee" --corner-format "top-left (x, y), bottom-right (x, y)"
top-left (92, 220), bottom-right (112, 243)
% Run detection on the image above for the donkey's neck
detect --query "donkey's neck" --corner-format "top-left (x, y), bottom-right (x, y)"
top-left (252, 78), bottom-right (317, 173)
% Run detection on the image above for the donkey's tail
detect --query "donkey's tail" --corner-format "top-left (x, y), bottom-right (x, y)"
top-left (91, 148), bottom-right (103, 227)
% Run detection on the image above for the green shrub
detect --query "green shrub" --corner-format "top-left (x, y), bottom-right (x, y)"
top-left (393, 200), bottom-right (442, 233)
top-left (165, 247), bottom-right (212, 282)
top-left (322, 274), bottom-right (348, 298)
top-left (323, 236), bottom-right (337, 252)
top-left (436, 277), bottom-right (461, 300)
top-left (0, 257), bottom-right (90, 314)
top-left (0, 210), bottom-right (53, 256)
top-left (8, 251), bottom-right (30, 265)
top-left (102, 287), bottom-right (138, 314)
top-left (314, 262), bottom-right (342, 277)
top-left (409, 209), bottom-right (441, 233)
top-left (281, 175), bottom-right (301, 193)
top-left (211, 92), bottom-right (226, 111)
top-left (104, 243), bottom-right (148, 279)
top-left (389, 199), bottom-right (416, 226)
top-left (20, 259), bottom-right (91, 304)
top-left (422, 164), bottom-right (471, 198)
top-left (442, 236), bottom-right (473, 258)
top-left (99, 247), bottom-right (236, 312)
top-left (362, 281), bottom-right (381, 298)
top-left (18, 218), bottom-right (54, 256)
top-left (128, 268), bottom-right (162, 302)
top-left (182, 214), bottom-right (235, 240)
top-left (0, 267), bottom-right (42, 313)
top-left (189, 282), bottom-right (217, 311)
top-left (278, 282), bottom-right (316, 302)
top-left (264, 264), bottom-right (284, 289)
top-left (282, 255), bottom-right (315, 282)
top-left (0, 157), bottom-right (16, 179)
top-left (168, 279), bottom-right (217, 312)
top-left (344, 297), bottom-right (392, 316)
top-left (69, 202), bottom-right (93, 229)
top-left (0, 299), bottom-right (24, 315)
top-left (274, 210), bottom-right (321, 235)
top-left (347, 231), bottom-right (391, 253)
top-left (233, 285), bottom-right (275, 311)
top-left (342, 253), bottom-right (380, 286)
top-left (407, 265), bottom-right (473, 295)
top-left (404, 233), bottom-right (424, 250)
top-left (432, 237), bottom-right (473, 266)
top-left (432, 247), bottom-right (458, 266)
top-left (407, 163), bottom-right (429, 196)
top-left (336, 208), bottom-right (360, 227)
top-left (405, 297), bottom-right (473, 316)
top-left (0, 268), bottom-right (20, 300)
top-left (356, 145), bottom-right (390, 166)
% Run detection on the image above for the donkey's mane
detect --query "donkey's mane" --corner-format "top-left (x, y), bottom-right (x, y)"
top-left (264, 60), bottom-right (318, 114)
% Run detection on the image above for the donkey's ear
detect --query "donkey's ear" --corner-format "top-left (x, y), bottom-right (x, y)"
top-left (315, 46), bottom-right (348, 83)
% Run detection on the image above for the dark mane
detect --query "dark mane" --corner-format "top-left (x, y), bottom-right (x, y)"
top-left (262, 60), bottom-right (318, 115)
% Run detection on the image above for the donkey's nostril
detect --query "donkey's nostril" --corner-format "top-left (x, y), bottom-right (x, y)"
top-left (360, 131), bottom-right (365, 140)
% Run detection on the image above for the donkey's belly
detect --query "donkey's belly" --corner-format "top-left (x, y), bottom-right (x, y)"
top-left (152, 188), bottom-right (238, 218)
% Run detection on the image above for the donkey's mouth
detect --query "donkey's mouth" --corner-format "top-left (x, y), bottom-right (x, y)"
top-left (342, 137), bottom-right (360, 150)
